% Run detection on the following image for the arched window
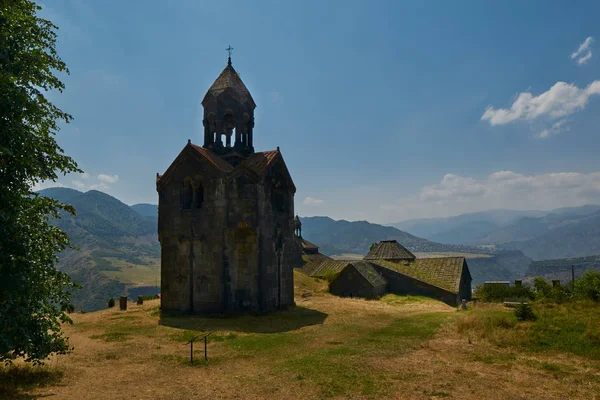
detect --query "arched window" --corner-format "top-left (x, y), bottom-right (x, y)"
top-left (193, 183), bottom-right (204, 208)
top-left (181, 179), bottom-right (192, 209)
top-left (223, 113), bottom-right (235, 148)
top-left (271, 187), bottom-right (287, 213)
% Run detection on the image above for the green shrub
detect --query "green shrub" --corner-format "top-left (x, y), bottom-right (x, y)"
top-left (107, 298), bottom-right (115, 308)
top-left (574, 271), bottom-right (600, 301)
top-left (534, 278), bottom-right (572, 303)
top-left (533, 278), bottom-right (552, 299)
top-left (515, 302), bottom-right (537, 321)
top-left (473, 284), bottom-right (535, 303)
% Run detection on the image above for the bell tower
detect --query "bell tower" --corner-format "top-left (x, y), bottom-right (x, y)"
top-left (202, 47), bottom-right (256, 158)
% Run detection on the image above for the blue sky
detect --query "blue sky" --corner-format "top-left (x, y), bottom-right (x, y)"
top-left (37, 0), bottom-right (600, 224)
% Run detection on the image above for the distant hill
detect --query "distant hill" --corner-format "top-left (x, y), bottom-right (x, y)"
top-left (525, 255), bottom-right (600, 282)
top-left (38, 188), bottom-right (160, 311)
top-left (466, 250), bottom-right (532, 286)
top-left (301, 216), bottom-right (460, 255)
top-left (390, 205), bottom-right (600, 261)
top-left (427, 220), bottom-right (500, 245)
top-left (501, 211), bottom-right (600, 260)
top-left (390, 209), bottom-right (546, 240)
top-left (131, 203), bottom-right (158, 223)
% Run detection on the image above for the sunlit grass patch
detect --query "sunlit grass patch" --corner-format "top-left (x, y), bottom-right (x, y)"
top-left (457, 301), bottom-right (600, 360)
top-left (380, 293), bottom-right (439, 306)
top-left (90, 332), bottom-right (130, 342)
top-left (281, 353), bottom-right (389, 398)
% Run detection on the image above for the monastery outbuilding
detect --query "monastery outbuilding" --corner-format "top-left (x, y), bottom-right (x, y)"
top-left (301, 239), bottom-right (473, 306)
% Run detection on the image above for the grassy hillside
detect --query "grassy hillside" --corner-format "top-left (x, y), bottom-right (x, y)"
top-left (4, 272), bottom-right (600, 399)
top-left (39, 188), bottom-right (160, 311)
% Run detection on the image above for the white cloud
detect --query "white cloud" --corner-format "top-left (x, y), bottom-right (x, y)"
top-left (420, 174), bottom-right (486, 202)
top-left (577, 51), bottom-right (592, 65)
top-left (571, 36), bottom-right (593, 65)
top-left (72, 180), bottom-right (86, 189)
top-left (303, 197), bottom-right (324, 206)
top-left (537, 119), bottom-right (570, 138)
top-left (482, 80), bottom-right (600, 126)
top-left (98, 174), bottom-right (119, 184)
top-left (374, 169), bottom-right (600, 223)
top-left (80, 172), bottom-right (90, 180)
top-left (419, 170), bottom-right (600, 204)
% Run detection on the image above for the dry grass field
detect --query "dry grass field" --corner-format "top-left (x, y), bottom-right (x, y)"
top-left (2, 272), bottom-right (600, 399)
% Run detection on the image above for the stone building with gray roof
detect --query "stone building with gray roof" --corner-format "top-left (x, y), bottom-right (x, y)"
top-left (364, 240), bottom-right (416, 262)
top-left (156, 56), bottom-right (302, 314)
top-left (329, 261), bottom-right (387, 299)
top-left (301, 240), bottom-right (472, 306)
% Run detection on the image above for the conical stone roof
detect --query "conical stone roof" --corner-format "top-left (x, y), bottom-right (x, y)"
top-left (363, 240), bottom-right (416, 261)
top-left (201, 61), bottom-right (256, 108)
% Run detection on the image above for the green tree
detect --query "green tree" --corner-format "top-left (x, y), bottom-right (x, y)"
top-left (574, 271), bottom-right (600, 301)
top-left (0, 0), bottom-right (81, 364)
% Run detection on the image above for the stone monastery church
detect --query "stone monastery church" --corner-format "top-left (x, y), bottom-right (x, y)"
top-left (156, 55), bottom-right (302, 314)
top-left (156, 53), bottom-right (473, 313)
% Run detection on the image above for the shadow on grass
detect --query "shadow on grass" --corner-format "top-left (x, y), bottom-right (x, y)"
top-left (0, 364), bottom-right (63, 399)
top-left (159, 305), bottom-right (328, 333)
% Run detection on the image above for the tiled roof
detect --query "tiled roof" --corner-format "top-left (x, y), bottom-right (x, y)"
top-left (371, 257), bottom-right (466, 293)
top-left (202, 64), bottom-right (256, 108)
top-left (309, 260), bottom-right (353, 279)
top-left (364, 240), bottom-right (416, 261)
top-left (349, 261), bottom-right (387, 287)
top-left (190, 144), bottom-right (234, 172)
top-left (300, 238), bottom-right (319, 251)
top-left (239, 150), bottom-right (279, 177)
top-left (158, 144), bottom-right (290, 189)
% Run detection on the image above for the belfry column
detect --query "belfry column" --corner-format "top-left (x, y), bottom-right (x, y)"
top-left (247, 117), bottom-right (255, 152)
top-left (202, 119), bottom-right (210, 148)
top-left (234, 122), bottom-right (242, 149)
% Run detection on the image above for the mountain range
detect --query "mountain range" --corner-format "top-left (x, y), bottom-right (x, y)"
top-left (38, 187), bottom-right (600, 310)
top-left (390, 205), bottom-right (600, 260)
top-left (39, 188), bottom-right (161, 311)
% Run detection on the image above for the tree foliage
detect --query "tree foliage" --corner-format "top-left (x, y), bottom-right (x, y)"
top-left (574, 271), bottom-right (600, 301)
top-left (473, 284), bottom-right (535, 303)
top-left (0, 0), bottom-right (81, 364)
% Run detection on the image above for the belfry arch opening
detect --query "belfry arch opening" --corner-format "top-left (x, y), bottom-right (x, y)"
top-left (223, 113), bottom-right (235, 148)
